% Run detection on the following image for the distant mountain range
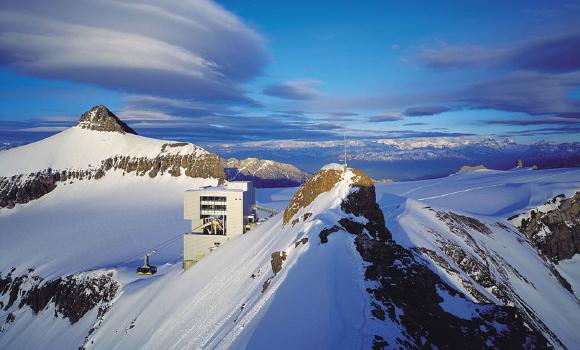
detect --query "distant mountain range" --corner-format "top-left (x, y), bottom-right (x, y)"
top-left (2, 109), bottom-right (578, 182)
top-left (208, 137), bottom-right (580, 180)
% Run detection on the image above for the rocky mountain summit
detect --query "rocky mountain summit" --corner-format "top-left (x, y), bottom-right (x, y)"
top-left (281, 165), bottom-right (547, 349)
top-left (0, 106), bottom-right (225, 209)
top-left (76, 105), bottom-right (137, 134)
top-left (223, 157), bottom-right (310, 188)
top-left (511, 192), bottom-right (579, 261)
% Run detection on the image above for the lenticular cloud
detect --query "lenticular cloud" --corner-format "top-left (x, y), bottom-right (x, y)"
top-left (0, 0), bottom-right (268, 102)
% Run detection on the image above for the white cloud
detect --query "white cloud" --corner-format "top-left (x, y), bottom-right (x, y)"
top-left (0, 0), bottom-right (268, 102)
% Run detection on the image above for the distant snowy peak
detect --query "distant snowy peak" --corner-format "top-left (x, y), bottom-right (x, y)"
top-left (457, 164), bottom-right (488, 173)
top-left (223, 157), bottom-right (310, 188)
top-left (76, 105), bottom-right (137, 135)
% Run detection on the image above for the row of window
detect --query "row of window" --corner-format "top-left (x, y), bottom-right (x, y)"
top-left (200, 196), bottom-right (226, 202)
top-left (201, 204), bottom-right (226, 211)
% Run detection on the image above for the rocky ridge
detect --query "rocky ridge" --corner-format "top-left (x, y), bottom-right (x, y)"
top-left (284, 166), bottom-right (547, 349)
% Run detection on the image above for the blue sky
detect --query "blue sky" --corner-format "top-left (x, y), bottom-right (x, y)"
top-left (1, 0), bottom-right (579, 145)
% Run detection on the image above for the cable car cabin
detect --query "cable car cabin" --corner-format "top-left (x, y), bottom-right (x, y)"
top-left (136, 265), bottom-right (157, 275)
top-left (136, 252), bottom-right (157, 275)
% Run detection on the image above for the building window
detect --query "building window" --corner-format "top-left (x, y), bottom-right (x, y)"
top-left (201, 196), bottom-right (226, 202)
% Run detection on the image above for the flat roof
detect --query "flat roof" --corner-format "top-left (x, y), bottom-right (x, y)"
top-left (185, 186), bottom-right (244, 193)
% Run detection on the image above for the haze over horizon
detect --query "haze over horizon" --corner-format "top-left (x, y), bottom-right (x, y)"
top-left (1, 0), bottom-right (579, 146)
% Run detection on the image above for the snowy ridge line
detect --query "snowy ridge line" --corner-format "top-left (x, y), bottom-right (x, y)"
top-left (382, 193), bottom-right (579, 349)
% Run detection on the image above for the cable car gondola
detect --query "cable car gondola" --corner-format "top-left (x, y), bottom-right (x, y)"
top-left (136, 250), bottom-right (157, 275)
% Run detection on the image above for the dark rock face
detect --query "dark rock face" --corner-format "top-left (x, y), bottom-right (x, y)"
top-left (76, 105), bottom-right (137, 134)
top-left (319, 226), bottom-right (340, 244)
top-left (0, 171), bottom-right (58, 208)
top-left (0, 152), bottom-right (225, 209)
top-left (355, 234), bottom-right (546, 349)
top-left (418, 208), bottom-right (571, 348)
top-left (0, 269), bottom-right (120, 325)
top-left (340, 169), bottom-right (390, 241)
top-left (515, 192), bottom-right (580, 261)
top-left (317, 167), bottom-right (548, 349)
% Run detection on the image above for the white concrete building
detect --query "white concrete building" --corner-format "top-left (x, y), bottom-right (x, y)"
top-left (183, 181), bottom-right (255, 270)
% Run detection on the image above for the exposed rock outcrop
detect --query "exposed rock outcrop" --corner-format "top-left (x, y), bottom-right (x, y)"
top-left (512, 192), bottom-right (580, 261)
top-left (76, 105), bottom-right (137, 134)
top-left (346, 176), bottom-right (546, 349)
top-left (283, 166), bottom-right (342, 225)
top-left (223, 157), bottom-right (310, 188)
top-left (0, 269), bottom-right (120, 326)
top-left (270, 251), bottom-right (287, 275)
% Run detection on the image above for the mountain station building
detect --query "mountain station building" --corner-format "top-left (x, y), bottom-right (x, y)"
top-left (183, 181), bottom-right (256, 270)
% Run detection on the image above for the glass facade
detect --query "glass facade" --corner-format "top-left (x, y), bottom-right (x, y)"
top-left (200, 196), bottom-right (227, 215)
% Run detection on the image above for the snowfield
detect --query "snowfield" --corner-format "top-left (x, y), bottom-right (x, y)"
top-left (1, 164), bottom-right (579, 349)
top-left (0, 127), bottom-right (208, 177)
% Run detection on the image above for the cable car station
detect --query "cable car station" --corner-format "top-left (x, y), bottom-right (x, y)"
top-left (183, 181), bottom-right (256, 270)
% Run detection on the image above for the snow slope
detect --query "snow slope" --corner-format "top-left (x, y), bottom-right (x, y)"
top-left (0, 173), bottom-right (218, 279)
top-left (0, 127), bottom-right (207, 177)
top-left (378, 168), bottom-right (580, 348)
top-left (83, 167), bottom-right (580, 350)
top-left (84, 169), bottom-right (372, 349)
top-left (2, 160), bottom-right (579, 349)
top-left (377, 168), bottom-right (580, 217)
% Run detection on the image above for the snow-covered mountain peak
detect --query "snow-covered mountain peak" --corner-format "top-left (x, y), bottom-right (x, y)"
top-left (76, 105), bottom-right (137, 135)
top-left (223, 157), bottom-right (310, 188)
top-left (0, 109), bottom-right (225, 208)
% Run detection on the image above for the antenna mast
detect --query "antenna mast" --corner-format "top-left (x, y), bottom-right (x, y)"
top-left (343, 133), bottom-right (348, 169)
